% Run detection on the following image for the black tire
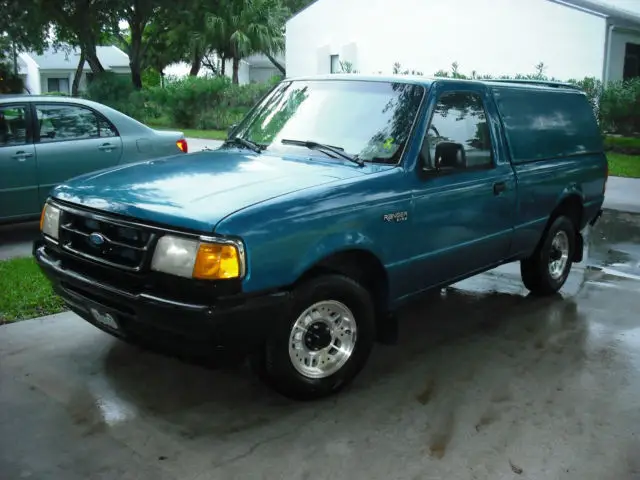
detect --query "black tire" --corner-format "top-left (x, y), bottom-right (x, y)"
top-left (251, 274), bottom-right (376, 401)
top-left (520, 215), bottom-right (576, 296)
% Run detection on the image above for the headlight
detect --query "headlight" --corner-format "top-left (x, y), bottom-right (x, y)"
top-left (40, 203), bottom-right (60, 239)
top-left (151, 235), bottom-right (243, 280)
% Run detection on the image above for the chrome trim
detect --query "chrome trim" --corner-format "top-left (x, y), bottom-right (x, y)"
top-left (60, 224), bottom-right (147, 251)
top-left (61, 244), bottom-right (145, 272)
top-left (199, 235), bottom-right (247, 278)
top-left (47, 198), bottom-right (248, 278)
top-left (43, 235), bottom-right (59, 245)
top-left (35, 245), bottom-right (208, 312)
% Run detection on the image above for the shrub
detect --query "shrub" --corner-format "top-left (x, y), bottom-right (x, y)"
top-left (83, 72), bottom-right (149, 121)
top-left (147, 75), bottom-right (231, 128)
top-left (145, 74), bottom-right (275, 129)
top-left (0, 63), bottom-right (24, 93)
top-left (599, 78), bottom-right (640, 136)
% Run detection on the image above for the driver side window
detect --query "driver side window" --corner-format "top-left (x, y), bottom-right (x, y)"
top-left (421, 91), bottom-right (493, 172)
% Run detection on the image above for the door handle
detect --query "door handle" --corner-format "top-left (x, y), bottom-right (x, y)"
top-left (98, 143), bottom-right (114, 152)
top-left (11, 151), bottom-right (34, 161)
top-left (493, 181), bottom-right (507, 195)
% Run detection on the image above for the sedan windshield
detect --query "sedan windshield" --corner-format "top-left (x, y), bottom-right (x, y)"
top-left (232, 79), bottom-right (425, 164)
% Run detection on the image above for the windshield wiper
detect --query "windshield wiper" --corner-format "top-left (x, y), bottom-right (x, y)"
top-left (281, 139), bottom-right (364, 166)
top-left (224, 136), bottom-right (264, 154)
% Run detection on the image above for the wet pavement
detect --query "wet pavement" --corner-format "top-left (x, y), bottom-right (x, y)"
top-left (2, 209), bottom-right (640, 479)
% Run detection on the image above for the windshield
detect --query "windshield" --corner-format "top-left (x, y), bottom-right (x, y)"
top-left (233, 79), bottom-right (425, 164)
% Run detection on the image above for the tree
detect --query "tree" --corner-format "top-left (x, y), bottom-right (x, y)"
top-left (43, 0), bottom-right (120, 76)
top-left (0, 0), bottom-right (49, 58)
top-left (111, 0), bottom-right (185, 89)
top-left (207, 0), bottom-right (288, 84)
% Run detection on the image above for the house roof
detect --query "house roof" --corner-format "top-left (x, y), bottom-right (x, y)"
top-left (553, 0), bottom-right (640, 24)
top-left (27, 45), bottom-right (130, 71)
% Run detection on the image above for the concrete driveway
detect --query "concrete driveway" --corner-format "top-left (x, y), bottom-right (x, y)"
top-left (2, 210), bottom-right (640, 479)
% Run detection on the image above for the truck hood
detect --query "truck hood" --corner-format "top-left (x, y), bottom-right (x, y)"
top-left (52, 149), bottom-right (367, 232)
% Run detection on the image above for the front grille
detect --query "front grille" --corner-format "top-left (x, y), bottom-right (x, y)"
top-left (58, 207), bottom-right (155, 271)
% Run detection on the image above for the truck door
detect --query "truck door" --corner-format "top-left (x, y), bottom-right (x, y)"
top-left (408, 83), bottom-right (517, 291)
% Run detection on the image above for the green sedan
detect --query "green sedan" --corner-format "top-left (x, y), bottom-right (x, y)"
top-left (0, 95), bottom-right (187, 224)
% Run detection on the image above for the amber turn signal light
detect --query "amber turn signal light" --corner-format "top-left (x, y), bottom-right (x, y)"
top-left (193, 243), bottom-right (241, 279)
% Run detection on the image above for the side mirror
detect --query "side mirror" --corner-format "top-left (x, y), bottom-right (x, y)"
top-left (227, 123), bottom-right (238, 138)
top-left (434, 141), bottom-right (466, 170)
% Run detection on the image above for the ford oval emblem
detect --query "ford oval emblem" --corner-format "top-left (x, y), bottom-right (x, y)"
top-left (89, 232), bottom-right (106, 246)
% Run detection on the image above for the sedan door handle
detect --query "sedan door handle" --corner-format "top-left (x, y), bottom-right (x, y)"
top-left (493, 181), bottom-right (507, 195)
top-left (11, 151), bottom-right (34, 161)
top-left (98, 143), bottom-right (114, 152)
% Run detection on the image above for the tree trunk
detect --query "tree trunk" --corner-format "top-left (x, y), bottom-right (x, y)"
top-left (129, 25), bottom-right (144, 89)
top-left (83, 40), bottom-right (105, 75)
top-left (221, 54), bottom-right (226, 76)
top-left (232, 56), bottom-right (239, 84)
top-left (72, 49), bottom-right (85, 96)
top-left (265, 52), bottom-right (285, 75)
top-left (190, 47), bottom-right (202, 76)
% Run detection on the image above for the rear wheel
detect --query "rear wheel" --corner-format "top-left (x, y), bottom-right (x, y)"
top-left (521, 215), bottom-right (576, 295)
top-left (252, 274), bottom-right (376, 400)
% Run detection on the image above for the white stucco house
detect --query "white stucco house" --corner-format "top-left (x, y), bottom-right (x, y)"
top-left (17, 45), bottom-right (131, 95)
top-left (164, 53), bottom-right (285, 84)
top-left (285, 0), bottom-right (640, 83)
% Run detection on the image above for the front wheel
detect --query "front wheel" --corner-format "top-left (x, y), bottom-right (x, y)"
top-left (252, 274), bottom-right (376, 400)
top-left (521, 215), bottom-right (576, 295)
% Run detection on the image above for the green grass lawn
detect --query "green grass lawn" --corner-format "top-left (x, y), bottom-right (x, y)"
top-left (607, 153), bottom-right (640, 178)
top-left (0, 257), bottom-right (66, 324)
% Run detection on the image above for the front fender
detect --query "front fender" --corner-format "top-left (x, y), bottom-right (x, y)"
top-left (292, 230), bottom-right (385, 281)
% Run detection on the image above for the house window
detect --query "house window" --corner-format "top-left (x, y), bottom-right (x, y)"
top-left (330, 54), bottom-right (340, 73)
top-left (624, 43), bottom-right (640, 80)
top-left (47, 77), bottom-right (70, 94)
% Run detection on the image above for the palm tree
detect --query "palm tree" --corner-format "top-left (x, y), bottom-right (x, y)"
top-left (207, 0), bottom-right (287, 84)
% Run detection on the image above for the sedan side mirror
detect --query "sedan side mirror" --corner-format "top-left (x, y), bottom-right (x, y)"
top-left (227, 123), bottom-right (238, 138)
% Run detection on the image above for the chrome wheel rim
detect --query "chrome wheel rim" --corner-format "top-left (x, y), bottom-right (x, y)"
top-left (549, 230), bottom-right (570, 280)
top-left (288, 300), bottom-right (357, 379)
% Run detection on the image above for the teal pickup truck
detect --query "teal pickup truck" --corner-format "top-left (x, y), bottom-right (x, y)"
top-left (34, 75), bottom-right (607, 400)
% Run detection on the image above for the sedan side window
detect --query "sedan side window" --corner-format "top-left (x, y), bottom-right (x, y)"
top-left (36, 104), bottom-right (118, 142)
top-left (0, 105), bottom-right (28, 147)
top-left (421, 91), bottom-right (493, 172)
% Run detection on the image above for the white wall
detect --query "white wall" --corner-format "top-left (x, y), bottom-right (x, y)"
top-left (18, 53), bottom-right (41, 94)
top-left (608, 27), bottom-right (640, 81)
top-left (286, 0), bottom-right (607, 80)
top-left (250, 66), bottom-right (282, 83)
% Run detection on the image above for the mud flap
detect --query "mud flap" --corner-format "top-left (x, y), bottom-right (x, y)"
top-left (573, 232), bottom-right (584, 263)
top-left (589, 209), bottom-right (603, 227)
